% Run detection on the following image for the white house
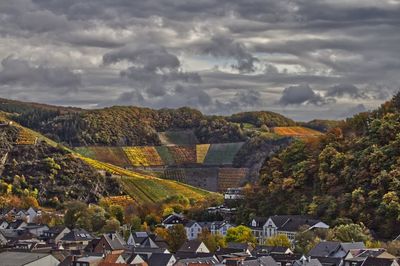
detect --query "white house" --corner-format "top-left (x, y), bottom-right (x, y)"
top-left (210, 221), bottom-right (233, 237)
top-left (185, 221), bottom-right (202, 240)
top-left (250, 215), bottom-right (329, 244)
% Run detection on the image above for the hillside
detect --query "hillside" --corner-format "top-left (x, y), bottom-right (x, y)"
top-left (0, 99), bottom-right (295, 146)
top-left (0, 116), bottom-right (122, 207)
top-left (0, 113), bottom-right (215, 206)
top-left (239, 93), bottom-right (400, 239)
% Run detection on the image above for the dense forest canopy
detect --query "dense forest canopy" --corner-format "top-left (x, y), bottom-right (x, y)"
top-left (0, 98), bottom-right (295, 146)
top-left (239, 92), bottom-right (400, 239)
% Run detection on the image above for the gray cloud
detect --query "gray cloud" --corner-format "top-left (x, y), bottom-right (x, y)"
top-left (0, 0), bottom-right (399, 120)
top-left (0, 57), bottom-right (81, 92)
top-left (279, 84), bottom-right (334, 106)
top-left (194, 36), bottom-right (258, 73)
top-left (326, 84), bottom-right (366, 99)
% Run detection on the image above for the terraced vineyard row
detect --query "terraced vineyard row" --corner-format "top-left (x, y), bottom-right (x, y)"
top-left (16, 129), bottom-right (38, 145)
top-left (75, 142), bottom-right (245, 167)
top-left (79, 155), bottom-right (213, 204)
top-left (273, 126), bottom-right (323, 138)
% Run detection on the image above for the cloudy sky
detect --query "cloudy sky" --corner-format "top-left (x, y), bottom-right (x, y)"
top-left (0, 0), bottom-right (399, 121)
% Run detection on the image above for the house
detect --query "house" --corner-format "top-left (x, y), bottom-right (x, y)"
top-left (0, 251), bottom-right (59, 266)
top-left (210, 221), bottom-right (233, 237)
top-left (184, 221), bottom-right (202, 240)
top-left (26, 207), bottom-right (41, 223)
top-left (294, 257), bottom-right (323, 266)
top-left (7, 219), bottom-right (27, 230)
top-left (241, 256), bottom-right (278, 266)
top-left (343, 248), bottom-right (398, 265)
top-left (41, 226), bottom-right (71, 244)
top-left (147, 253), bottom-right (176, 266)
top-left (308, 241), bottom-right (365, 258)
top-left (175, 256), bottom-right (219, 266)
top-left (0, 219), bottom-right (9, 229)
top-left (93, 232), bottom-right (126, 254)
top-left (128, 231), bottom-right (150, 246)
top-left (250, 215), bottom-right (329, 244)
top-left (0, 229), bottom-right (7, 246)
top-left (162, 213), bottom-right (187, 228)
top-left (22, 223), bottom-right (49, 236)
top-left (252, 245), bottom-right (293, 256)
top-left (224, 187), bottom-right (245, 200)
top-left (161, 214), bottom-right (202, 240)
top-left (178, 240), bottom-right (210, 254)
top-left (60, 228), bottom-right (95, 248)
top-left (360, 257), bottom-right (399, 266)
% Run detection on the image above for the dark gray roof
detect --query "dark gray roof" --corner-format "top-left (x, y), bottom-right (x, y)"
top-left (141, 237), bottom-right (159, 248)
top-left (0, 251), bottom-right (56, 265)
top-left (270, 215), bottom-right (323, 232)
top-left (60, 228), bottom-right (94, 242)
top-left (293, 258), bottom-right (323, 266)
top-left (362, 257), bottom-right (397, 266)
top-left (242, 256), bottom-right (278, 266)
top-left (308, 241), bottom-right (341, 257)
top-left (178, 240), bottom-right (203, 253)
top-left (311, 256), bottom-right (342, 266)
top-left (148, 253), bottom-right (174, 266)
top-left (253, 245), bottom-right (291, 255)
top-left (103, 232), bottom-right (126, 250)
top-left (227, 242), bottom-right (250, 250)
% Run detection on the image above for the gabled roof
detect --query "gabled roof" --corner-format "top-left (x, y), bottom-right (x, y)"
top-left (293, 258), bottom-right (323, 266)
top-left (251, 217), bottom-right (268, 227)
top-left (269, 215), bottom-right (326, 232)
top-left (148, 253), bottom-right (175, 266)
top-left (61, 228), bottom-right (94, 242)
top-left (253, 245), bottom-right (291, 255)
top-left (7, 219), bottom-right (26, 229)
top-left (340, 242), bottom-right (365, 253)
top-left (361, 257), bottom-right (397, 266)
top-left (308, 241), bottom-right (341, 257)
top-left (103, 232), bottom-right (126, 250)
top-left (141, 237), bottom-right (159, 248)
top-left (162, 213), bottom-right (186, 225)
top-left (179, 240), bottom-right (205, 253)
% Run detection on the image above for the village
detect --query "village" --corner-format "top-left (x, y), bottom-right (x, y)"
top-left (0, 195), bottom-right (399, 266)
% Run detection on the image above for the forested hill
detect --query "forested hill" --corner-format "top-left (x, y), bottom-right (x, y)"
top-left (0, 114), bottom-right (122, 207)
top-left (240, 93), bottom-right (400, 239)
top-left (0, 98), bottom-right (295, 146)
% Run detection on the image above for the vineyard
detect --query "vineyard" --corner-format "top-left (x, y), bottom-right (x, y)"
top-left (168, 146), bottom-right (197, 165)
top-left (123, 147), bottom-right (164, 167)
top-left (196, 144), bottom-right (210, 163)
top-left (75, 147), bottom-right (131, 167)
top-left (218, 168), bottom-right (248, 191)
top-left (74, 141), bottom-right (244, 169)
top-left (15, 129), bottom-right (38, 145)
top-left (273, 126), bottom-right (323, 138)
top-left (79, 155), bottom-right (213, 204)
top-left (204, 142), bottom-right (244, 165)
top-left (101, 195), bottom-right (136, 207)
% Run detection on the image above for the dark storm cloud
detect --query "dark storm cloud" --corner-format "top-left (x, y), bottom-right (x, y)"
top-left (0, 0), bottom-right (399, 120)
top-left (279, 85), bottom-right (333, 106)
top-left (0, 57), bottom-right (81, 92)
top-left (103, 45), bottom-right (202, 97)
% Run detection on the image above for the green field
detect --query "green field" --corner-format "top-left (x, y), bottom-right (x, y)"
top-left (204, 142), bottom-right (245, 165)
